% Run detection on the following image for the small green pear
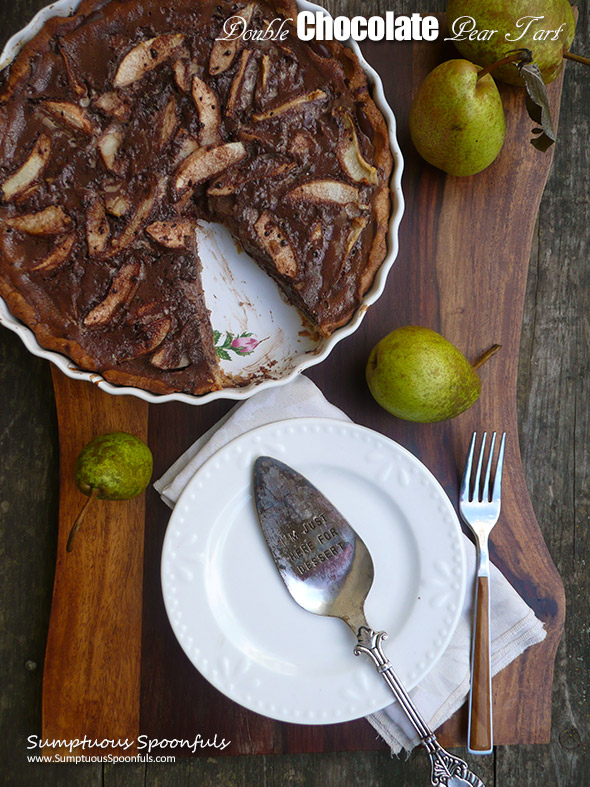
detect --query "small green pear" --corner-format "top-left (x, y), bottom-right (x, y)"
top-left (366, 326), bottom-right (487, 423)
top-left (67, 432), bottom-right (153, 551)
top-left (447, 0), bottom-right (576, 86)
top-left (75, 432), bottom-right (153, 500)
top-left (409, 59), bottom-right (506, 177)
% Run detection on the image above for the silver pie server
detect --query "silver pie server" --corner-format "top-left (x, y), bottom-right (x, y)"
top-left (253, 456), bottom-right (484, 787)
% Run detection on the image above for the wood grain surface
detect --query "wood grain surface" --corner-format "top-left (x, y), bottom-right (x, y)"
top-left (468, 576), bottom-right (492, 754)
top-left (41, 371), bottom-right (148, 757)
top-left (1, 0), bottom-right (589, 785)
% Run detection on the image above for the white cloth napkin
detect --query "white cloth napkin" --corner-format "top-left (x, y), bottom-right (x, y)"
top-left (155, 375), bottom-right (546, 754)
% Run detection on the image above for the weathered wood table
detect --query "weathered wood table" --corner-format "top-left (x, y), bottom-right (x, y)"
top-left (1, 0), bottom-right (588, 785)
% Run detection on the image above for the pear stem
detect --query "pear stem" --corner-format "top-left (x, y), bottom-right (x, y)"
top-left (476, 53), bottom-right (525, 81)
top-left (563, 50), bottom-right (590, 67)
top-left (472, 344), bottom-right (502, 371)
top-left (66, 487), bottom-right (100, 553)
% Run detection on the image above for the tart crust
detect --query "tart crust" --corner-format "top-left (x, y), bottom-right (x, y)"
top-left (0, 0), bottom-right (393, 395)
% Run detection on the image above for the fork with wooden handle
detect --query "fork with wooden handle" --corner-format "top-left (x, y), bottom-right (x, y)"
top-left (459, 432), bottom-right (506, 755)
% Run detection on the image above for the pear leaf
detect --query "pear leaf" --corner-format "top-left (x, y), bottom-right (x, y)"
top-left (517, 61), bottom-right (556, 151)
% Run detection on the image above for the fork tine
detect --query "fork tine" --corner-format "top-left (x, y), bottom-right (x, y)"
top-left (482, 432), bottom-right (497, 502)
top-left (460, 432), bottom-right (477, 502)
top-left (473, 432), bottom-right (487, 502)
top-left (491, 432), bottom-right (507, 504)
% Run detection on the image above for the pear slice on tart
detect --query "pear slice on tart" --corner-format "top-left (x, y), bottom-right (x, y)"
top-left (98, 125), bottom-right (125, 174)
top-left (1, 134), bottom-right (51, 200)
top-left (174, 142), bottom-right (248, 193)
top-left (42, 101), bottom-right (97, 136)
top-left (209, 3), bottom-right (255, 75)
top-left (30, 233), bottom-right (76, 273)
top-left (335, 111), bottom-right (378, 185)
top-left (254, 213), bottom-right (298, 278)
top-left (191, 75), bottom-right (222, 147)
top-left (4, 205), bottom-right (72, 235)
top-left (85, 197), bottom-right (110, 256)
top-left (94, 91), bottom-right (130, 122)
top-left (83, 261), bottom-right (142, 327)
top-left (145, 219), bottom-right (196, 249)
top-left (285, 179), bottom-right (364, 207)
top-left (114, 34), bottom-right (185, 87)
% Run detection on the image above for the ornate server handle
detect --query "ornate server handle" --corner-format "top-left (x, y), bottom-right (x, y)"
top-left (354, 626), bottom-right (485, 787)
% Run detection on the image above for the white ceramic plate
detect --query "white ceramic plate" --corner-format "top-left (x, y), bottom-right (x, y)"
top-left (0, 0), bottom-right (404, 404)
top-left (161, 419), bottom-right (466, 724)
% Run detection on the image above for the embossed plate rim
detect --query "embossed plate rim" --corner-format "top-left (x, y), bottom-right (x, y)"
top-left (161, 417), bottom-right (466, 724)
top-left (0, 0), bottom-right (404, 405)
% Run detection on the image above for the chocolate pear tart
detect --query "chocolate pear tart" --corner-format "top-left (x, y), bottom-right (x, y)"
top-left (0, 0), bottom-right (393, 395)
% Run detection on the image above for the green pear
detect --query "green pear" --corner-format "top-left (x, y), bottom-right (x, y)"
top-left (366, 326), bottom-right (481, 422)
top-left (75, 431), bottom-right (153, 500)
top-left (67, 432), bottom-right (153, 551)
top-left (447, 0), bottom-right (576, 85)
top-left (409, 59), bottom-right (506, 177)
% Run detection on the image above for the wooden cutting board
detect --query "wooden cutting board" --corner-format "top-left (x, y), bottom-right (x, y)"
top-left (42, 28), bottom-right (566, 757)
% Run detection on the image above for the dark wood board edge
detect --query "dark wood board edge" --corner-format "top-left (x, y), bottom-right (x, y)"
top-left (42, 370), bottom-right (149, 759)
